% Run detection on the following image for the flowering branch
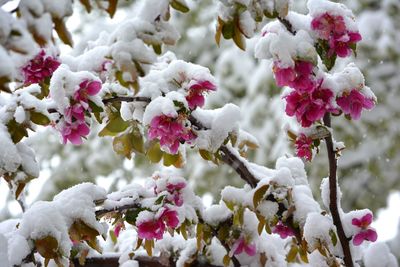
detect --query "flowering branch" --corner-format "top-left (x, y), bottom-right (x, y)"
top-left (323, 113), bottom-right (353, 267)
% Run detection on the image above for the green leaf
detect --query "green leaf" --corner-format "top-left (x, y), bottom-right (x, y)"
top-left (154, 195), bottom-right (166, 205)
top-left (152, 44), bottom-right (162, 55)
top-left (113, 133), bottom-right (133, 159)
top-left (233, 17), bottom-right (246, 50)
top-left (222, 20), bottom-right (234, 40)
top-left (35, 236), bottom-right (59, 259)
top-left (215, 17), bottom-right (224, 46)
top-left (170, 0), bottom-right (190, 13)
top-left (146, 141), bottom-right (163, 163)
top-left (223, 254), bottom-right (230, 267)
top-left (253, 184), bottom-right (270, 209)
top-left (329, 229), bottom-right (338, 246)
top-left (125, 209), bottom-right (141, 225)
top-left (53, 18), bottom-right (73, 47)
top-left (106, 116), bottom-right (129, 133)
top-left (7, 119), bottom-right (28, 143)
top-left (30, 111), bottom-right (50, 126)
top-left (144, 239), bottom-right (153, 256)
top-left (88, 100), bottom-right (104, 113)
top-left (217, 224), bottom-right (230, 241)
top-left (286, 245), bottom-right (298, 262)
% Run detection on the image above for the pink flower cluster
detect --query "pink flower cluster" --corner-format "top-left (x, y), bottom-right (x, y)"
top-left (61, 80), bottom-right (102, 145)
top-left (336, 89), bottom-right (375, 120)
top-left (295, 134), bottom-right (313, 161)
top-left (137, 208), bottom-right (179, 240)
top-left (273, 61), bottom-right (315, 93)
top-left (232, 236), bottom-right (257, 256)
top-left (285, 82), bottom-right (336, 127)
top-left (186, 80), bottom-right (216, 110)
top-left (311, 13), bottom-right (362, 58)
top-left (22, 50), bottom-right (60, 85)
top-left (351, 213), bottom-right (377, 246)
top-left (272, 221), bottom-right (295, 239)
top-left (155, 181), bottom-right (186, 207)
top-left (148, 114), bottom-right (196, 154)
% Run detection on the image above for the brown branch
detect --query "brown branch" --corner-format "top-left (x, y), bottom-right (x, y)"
top-left (102, 96), bottom-right (151, 105)
top-left (219, 145), bottom-right (258, 188)
top-left (72, 255), bottom-right (222, 267)
top-left (277, 17), bottom-right (296, 35)
top-left (95, 203), bottom-right (141, 218)
top-left (323, 114), bottom-right (353, 267)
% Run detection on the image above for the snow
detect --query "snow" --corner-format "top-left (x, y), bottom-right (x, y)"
top-left (49, 64), bottom-right (103, 114)
top-left (0, 123), bottom-right (21, 175)
top-left (4, 183), bottom-right (107, 265)
top-left (292, 185), bottom-right (321, 226)
top-left (202, 202), bottom-right (232, 227)
top-left (255, 22), bottom-right (317, 68)
top-left (363, 242), bottom-right (398, 267)
top-left (193, 104), bottom-right (241, 152)
top-left (303, 212), bottom-right (336, 252)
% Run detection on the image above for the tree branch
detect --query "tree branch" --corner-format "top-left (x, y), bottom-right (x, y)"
top-left (71, 255), bottom-right (222, 267)
top-left (323, 114), bottom-right (353, 267)
top-left (219, 145), bottom-right (258, 188)
top-left (95, 203), bottom-right (141, 218)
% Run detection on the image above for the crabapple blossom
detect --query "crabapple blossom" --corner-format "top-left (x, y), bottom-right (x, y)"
top-left (273, 61), bottom-right (315, 92)
top-left (352, 213), bottom-right (378, 246)
top-left (272, 221), bottom-right (295, 239)
top-left (148, 114), bottom-right (196, 154)
top-left (113, 222), bottom-right (124, 238)
top-left (284, 83), bottom-right (336, 127)
top-left (73, 80), bottom-right (102, 109)
top-left (163, 181), bottom-right (186, 206)
top-left (137, 208), bottom-right (179, 240)
top-left (22, 50), bottom-right (61, 85)
top-left (336, 89), bottom-right (375, 120)
top-left (295, 134), bottom-right (313, 161)
top-left (311, 13), bottom-right (362, 57)
top-left (232, 236), bottom-right (257, 256)
top-left (60, 121), bottom-right (90, 145)
top-left (186, 80), bottom-right (216, 109)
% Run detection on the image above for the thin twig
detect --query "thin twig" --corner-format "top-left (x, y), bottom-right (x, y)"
top-left (323, 114), bottom-right (353, 267)
top-left (95, 203), bottom-right (141, 218)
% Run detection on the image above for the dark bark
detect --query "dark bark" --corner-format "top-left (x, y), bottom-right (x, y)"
top-left (323, 114), bottom-right (353, 267)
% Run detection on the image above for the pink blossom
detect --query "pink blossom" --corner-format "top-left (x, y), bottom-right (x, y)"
top-left (113, 222), bottom-right (124, 238)
top-left (186, 80), bottom-right (216, 109)
top-left (136, 208), bottom-right (179, 240)
top-left (352, 213), bottom-right (377, 246)
top-left (159, 208), bottom-right (179, 229)
top-left (232, 237), bottom-right (257, 256)
top-left (273, 61), bottom-right (315, 92)
top-left (285, 84), bottom-right (335, 127)
top-left (311, 13), bottom-right (361, 58)
top-left (336, 89), bottom-right (375, 120)
top-left (295, 134), bottom-right (313, 161)
top-left (165, 182), bottom-right (186, 206)
top-left (73, 80), bottom-right (102, 108)
top-left (22, 50), bottom-right (60, 85)
top-left (61, 121), bottom-right (90, 145)
top-left (137, 218), bottom-right (166, 240)
top-left (272, 221), bottom-right (295, 239)
top-left (64, 104), bottom-right (85, 123)
top-left (148, 115), bottom-right (196, 154)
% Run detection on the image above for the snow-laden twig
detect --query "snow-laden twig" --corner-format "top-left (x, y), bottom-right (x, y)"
top-left (323, 113), bottom-right (353, 267)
